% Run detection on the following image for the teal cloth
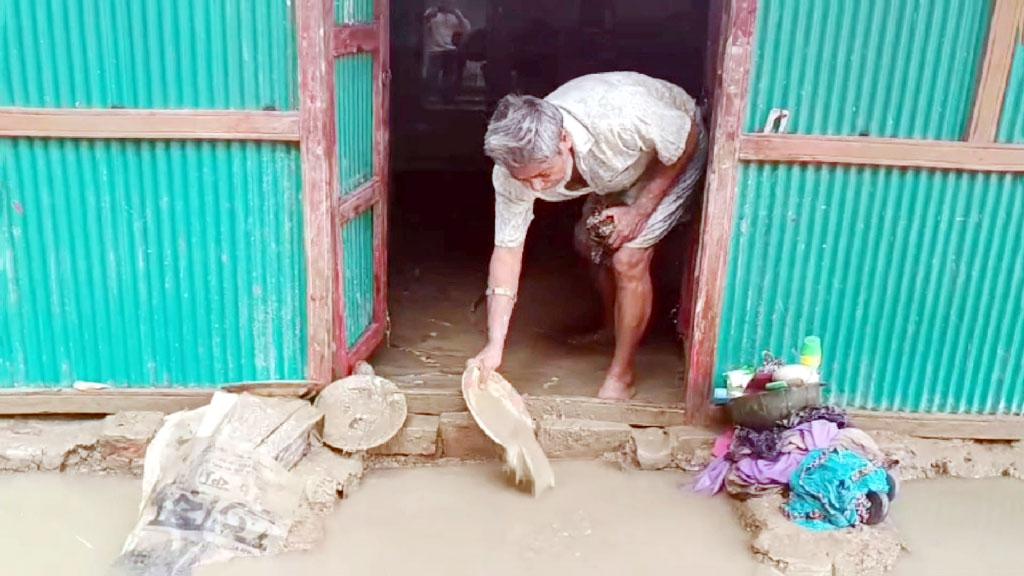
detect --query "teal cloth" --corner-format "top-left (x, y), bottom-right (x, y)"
top-left (786, 449), bottom-right (889, 531)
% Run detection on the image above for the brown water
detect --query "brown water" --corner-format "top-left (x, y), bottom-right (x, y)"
top-left (203, 462), bottom-right (767, 576)
top-left (1, 469), bottom-right (1022, 576)
top-left (889, 478), bottom-right (1024, 576)
top-left (0, 473), bottom-right (139, 575)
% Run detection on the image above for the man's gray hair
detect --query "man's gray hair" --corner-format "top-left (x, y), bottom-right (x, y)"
top-left (484, 94), bottom-right (564, 169)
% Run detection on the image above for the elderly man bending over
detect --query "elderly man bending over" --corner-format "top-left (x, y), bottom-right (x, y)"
top-left (470, 72), bottom-right (707, 400)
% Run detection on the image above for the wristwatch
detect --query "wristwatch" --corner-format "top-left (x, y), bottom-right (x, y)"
top-left (485, 286), bottom-right (517, 301)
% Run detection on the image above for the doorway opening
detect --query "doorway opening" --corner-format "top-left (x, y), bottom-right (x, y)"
top-left (372, 0), bottom-right (712, 404)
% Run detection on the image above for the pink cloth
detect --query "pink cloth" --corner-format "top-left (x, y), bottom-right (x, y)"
top-left (712, 429), bottom-right (735, 458)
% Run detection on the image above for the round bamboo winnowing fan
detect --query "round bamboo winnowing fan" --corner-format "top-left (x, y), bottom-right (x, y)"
top-left (461, 365), bottom-right (555, 496)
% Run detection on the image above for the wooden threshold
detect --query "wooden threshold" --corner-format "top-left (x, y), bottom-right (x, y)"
top-left (0, 386), bottom-right (687, 427)
top-left (850, 410), bottom-right (1024, 441)
top-left (0, 388), bottom-right (1019, 440)
top-left (0, 384), bottom-right (310, 415)
top-left (0, 108), bottom-right (300, 141)
top-left (400, 387), bottom-right (687, 427)
top-left (0, 389), bottom-right (217, 415)
top-left (739, 134), bottom-right (1024, 172)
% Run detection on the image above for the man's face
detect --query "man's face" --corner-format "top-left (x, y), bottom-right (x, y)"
top-left (508, 131), bottom-right (572, 192)
top-left (439, 0), bottom-right (456, 13)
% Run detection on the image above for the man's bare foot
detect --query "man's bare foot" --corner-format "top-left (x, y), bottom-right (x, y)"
top-left (597, 375), bottom-right (636, 401)
top-left (568, 328), bottom-right (615, 347)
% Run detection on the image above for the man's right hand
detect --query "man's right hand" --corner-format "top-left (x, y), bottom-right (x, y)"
top-left (468, 343), bottom-right (503, 387)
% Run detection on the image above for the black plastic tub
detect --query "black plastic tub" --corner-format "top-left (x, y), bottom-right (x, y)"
top-left (726, 382), bottom-right (824, 430)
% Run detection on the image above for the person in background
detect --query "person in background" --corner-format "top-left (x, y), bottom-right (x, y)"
top-left (470, 72), bottom-right (707, 400)
top-left (422, 0), bottom-right (471, 104)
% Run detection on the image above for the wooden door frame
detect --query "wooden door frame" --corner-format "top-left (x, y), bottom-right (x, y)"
top-left (299, 0), bottom-right (391, 385)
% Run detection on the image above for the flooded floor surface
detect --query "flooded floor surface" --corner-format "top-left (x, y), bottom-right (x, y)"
top-left (372, 255), bottom-right (683, 404)
top-left (204, 461), bottom-right (764, 576)
top-left (2, 469), bottom-right (1021, 575)
top-left (890, 478), bottom-right (1024, 576)
top-left (0, 473), bottom-right (140, 575)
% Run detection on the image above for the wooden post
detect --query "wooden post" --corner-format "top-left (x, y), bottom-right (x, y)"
top-left (298, 0), bottom-right (340, 384)
top-left (685, 0), bottom-right (757, 425)
top-left (373, 0), bottom-right (392, 338)
top-left (967, 0), bottom-right (1024, 142)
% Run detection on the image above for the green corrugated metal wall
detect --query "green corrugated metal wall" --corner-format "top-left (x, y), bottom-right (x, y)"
top-left (336, 0), bottom-right (375, 23)
top-left (342, 210), bottom-right (376, 347)
top-left (336, 54), bottom-right (376, 194)
top-left (717, 164), bottom-right (1024, 414)
top-left (1, 0), bottom-right (298, 110)
top-left (1, 2), bottom-right (312, 387)
top-left (746, 0), bottom-right (991, 139)
top-left (1, 139), bottom-right (307, 387)
top-left (998, 43), bottom-right (1024, 143)
top-left (335, 48), bottom-right (377, 347)
top-left (717, 0), bottom-right (1024, 414)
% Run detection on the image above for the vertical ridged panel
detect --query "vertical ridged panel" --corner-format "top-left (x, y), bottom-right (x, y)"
top-left (336, 54), bottom-right (376, 194)
top-left (0, 139), bottom-right (307, 387)
top-left (341, 209), bottom-right (375, 347)
top-left (1, 0), bottom-right (297, 110)
top-left (998, 43), bottom-right (1024, 143)
top-left (746, 0), bottom-right (991, 139)
top-left (717, 163), bottom-right (1024, 414)
top-left (336, 0), bottom-right (375, 24)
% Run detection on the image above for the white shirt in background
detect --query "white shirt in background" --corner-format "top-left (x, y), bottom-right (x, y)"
top-left (423, 9), bottom-right (470, 53)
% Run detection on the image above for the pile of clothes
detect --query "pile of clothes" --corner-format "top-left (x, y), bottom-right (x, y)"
top-left (695, 406), bottom-right (897, 531)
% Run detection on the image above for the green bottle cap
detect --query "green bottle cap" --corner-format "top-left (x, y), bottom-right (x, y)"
top-left (801, 336), bottom-right (822, 357)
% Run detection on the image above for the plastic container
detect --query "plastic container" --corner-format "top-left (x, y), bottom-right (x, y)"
top-left (800, 336), bottom-right (823, 369)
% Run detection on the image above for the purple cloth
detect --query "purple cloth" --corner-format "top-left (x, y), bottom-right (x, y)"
top-left (784, 420), bottom-right (840, 453)
top-left (732, 453), bottom-right (805, 485)
top-left (693, 457), bottom-right (731, 495)
top-left (695, 420), bottom-right (840, 495)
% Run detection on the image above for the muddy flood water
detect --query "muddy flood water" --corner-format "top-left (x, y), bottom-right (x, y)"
top-left (0, 464), bottom-right (1021, 576)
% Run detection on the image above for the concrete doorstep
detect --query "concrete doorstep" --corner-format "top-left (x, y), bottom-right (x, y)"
top-left (1, 404), bottom-right (1022, 576)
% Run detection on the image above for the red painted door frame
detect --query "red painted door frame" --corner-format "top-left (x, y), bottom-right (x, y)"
top-left (682, 0), bottom-right (757, 425)
top-left (298, 0), bottom-right (391, 384)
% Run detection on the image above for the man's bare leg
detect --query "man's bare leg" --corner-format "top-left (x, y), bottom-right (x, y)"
top-left (598, 246), bottom-right (654, 400)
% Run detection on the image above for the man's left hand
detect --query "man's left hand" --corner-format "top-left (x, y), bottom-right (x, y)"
top-left (600, 206), bottom-right (647, 250)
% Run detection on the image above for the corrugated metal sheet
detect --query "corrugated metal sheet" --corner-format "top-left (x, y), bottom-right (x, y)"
top-left (998, 43), bottom-right (1024, 143)
top-left (1, 0), bottom-right (298, 110)
top-left (0, 138), bottom-right (307, 387)
top-left (336, 54), bottom-right (376, 194)
top-left (341, 209), bottom-right (375, 347)
top-left (336, 0), bottom-right (375, 23)
top-left (746, 0), bottom-right (991, 139)
top-left (717, 163), bottom-right (1024, 414)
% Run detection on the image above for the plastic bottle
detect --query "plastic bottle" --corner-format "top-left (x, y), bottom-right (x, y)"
top-left (800, 336), bottom-right (823, 370)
